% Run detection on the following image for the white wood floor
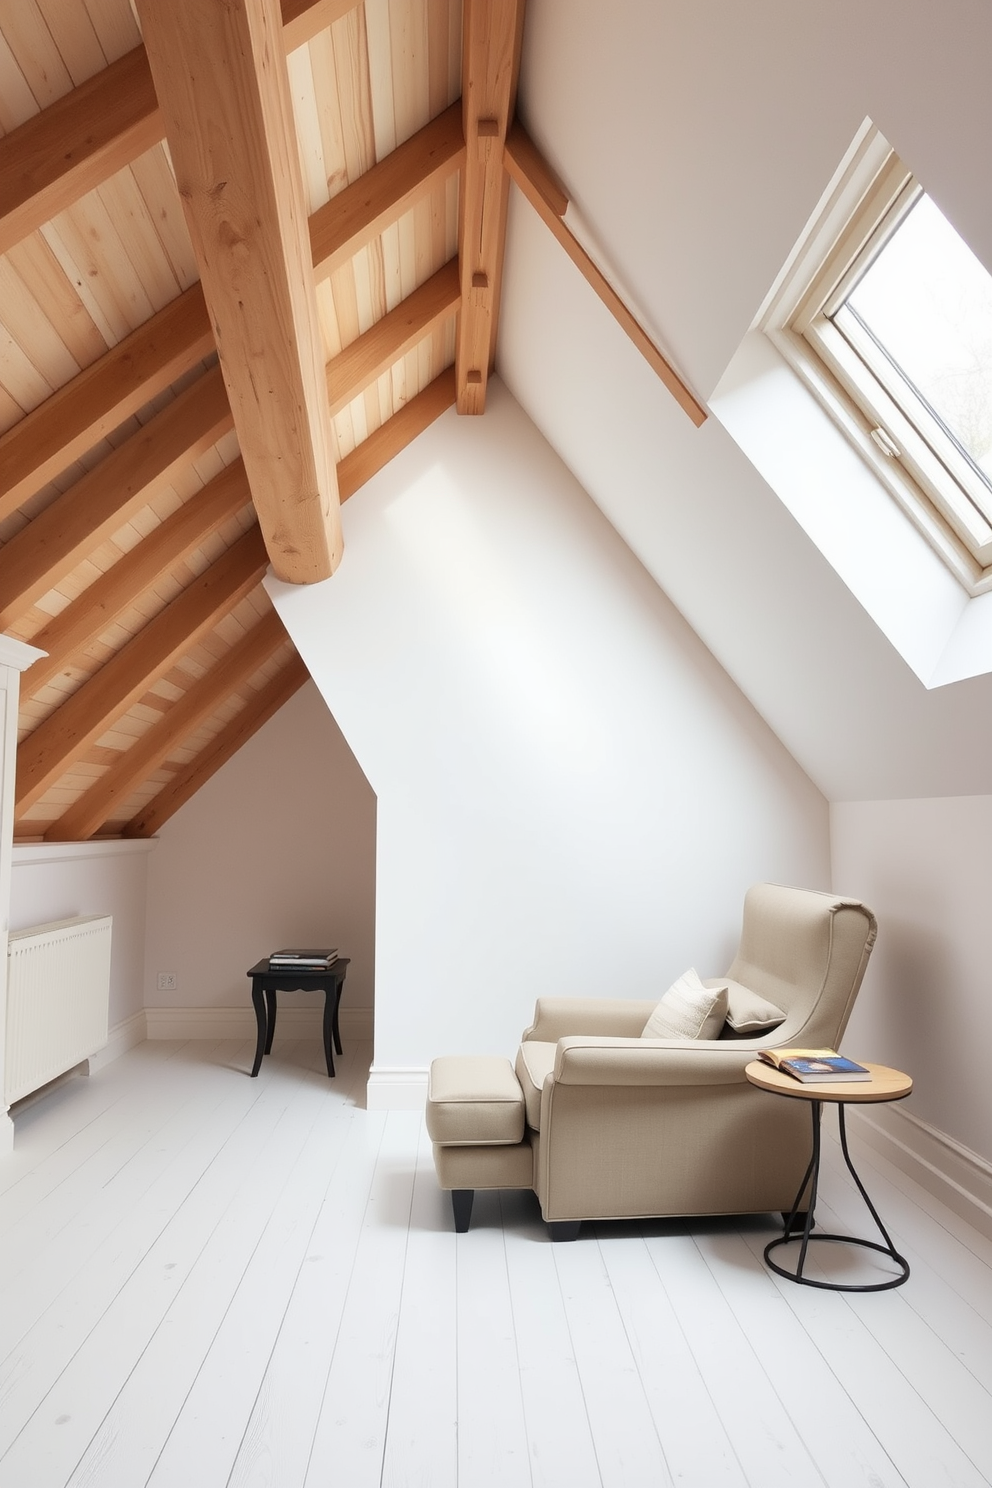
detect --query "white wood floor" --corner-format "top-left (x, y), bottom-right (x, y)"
top-left (1, 1036), bottom-right (991, 1488)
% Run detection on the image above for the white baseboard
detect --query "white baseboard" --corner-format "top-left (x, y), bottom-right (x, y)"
top-left (366, 1066), bottom-right (429, 1110)
top-left (848, 1103), bottom-right (992, 1244)
top-left (90, 1011), bottom-right (147, 1072)
top-left (144, 1005), bottom-right (374, 1043)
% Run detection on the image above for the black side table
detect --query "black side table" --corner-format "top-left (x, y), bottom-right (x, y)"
top-left (246, 957), bottom-right (350, 1078)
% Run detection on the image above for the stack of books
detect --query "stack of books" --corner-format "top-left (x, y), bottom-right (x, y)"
top-left (268, 948), bottom-right (338, 971)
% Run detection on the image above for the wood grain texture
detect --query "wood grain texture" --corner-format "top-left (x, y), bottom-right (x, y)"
top-left (23, 461), bottom-right (253, 698)
top-left (504, 122), bottom-right (708, 428)
top-left (138, 0), bottom-right (342, 585)
top-left (455, 0), bottom-right (526, 413)
top-left (337, 364), bottom-right (456, 498)
top-left (309, 101), bottom-right (464, 282)
top-left (281, 0), bottom-right (361, 53)
top-left (0, 364), bottom-right (233, 630)
top-left (0, 285), bottom-right (213, 521)
top-left (326, 257), bottom-right (459, 415)
top-left (14, 527), bottom-right (269, 816)
top-left (50, 608), bottom-right (288, 840)
top-left (123, 652), bottom-right (309, 836)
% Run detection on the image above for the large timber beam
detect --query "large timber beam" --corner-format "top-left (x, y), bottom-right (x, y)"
top-left (123, 653), bottom-right (309, 838)
top-left (138, 0), bottom-right (342, 586)
top-left (0, 285), bottom-right (213, 522)
top-left (49, 609), bottom-right (288, 841)
top-left (0, 0), bottom-right (359, 256)
top-left (503, 123), bottom-right (707, 427)
top-left (24, 461), bottom-right (253, 698)
top-left (14, 528), bottom-right (269, 817)
top-left (0, 364), bottom-right (233, 631)
top-left (310, 103), bottom-right (465, 283)
top-left (455, 0), bottom-right (526, 414)
top-left (336, 367), bottom-right (457, 500)
top-left (326, 260), bottom-right (461, 417)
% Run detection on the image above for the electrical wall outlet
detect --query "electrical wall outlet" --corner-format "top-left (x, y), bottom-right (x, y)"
top-left (157, 972), bottom-right (177, 991)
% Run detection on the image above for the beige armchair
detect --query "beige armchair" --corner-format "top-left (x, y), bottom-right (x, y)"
top-left (428, 884), bottom-right (878, 1238)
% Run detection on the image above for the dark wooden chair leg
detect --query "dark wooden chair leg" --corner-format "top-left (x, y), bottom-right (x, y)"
top-left (548, 1220), bottom-right (581, 1241)
top-left (451, 1189), bottom-right (474, 1232)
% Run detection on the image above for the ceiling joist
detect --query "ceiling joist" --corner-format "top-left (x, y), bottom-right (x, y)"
top-left (14, 526), bottom-right (269, 817)
top-left (138, 0), bottom-right (342, 587)
top-left (49, 608), bottom-right (288, 842)
top-left (23, 461), bottom-right (254, 698)
top-left (0, 364), bottom-right (233, 631)
top-left (337, 367), bottom-right (457, 499)
top-left (455, 0), bottom-right (526, 413)
top-left (123, 652), bottom-right (310, 839)
top-left (504, 123), bottom-right (708, 427)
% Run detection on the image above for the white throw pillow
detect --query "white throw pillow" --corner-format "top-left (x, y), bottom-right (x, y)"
top-left (642, 967), bottom-right (729, 1040)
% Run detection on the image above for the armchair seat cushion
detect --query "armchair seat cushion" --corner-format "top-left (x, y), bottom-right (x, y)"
top-left (426, 1055), bottom-right (525, 1145)
top-left (515, 1041), bottom-right (557, 1129)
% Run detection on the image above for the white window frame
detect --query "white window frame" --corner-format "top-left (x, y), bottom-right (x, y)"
top-left (760, 123), bottom-right (992, 594)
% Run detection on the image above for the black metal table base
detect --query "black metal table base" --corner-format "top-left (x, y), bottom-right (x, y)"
top-left (765, 1099), bottom-right (910, 1291)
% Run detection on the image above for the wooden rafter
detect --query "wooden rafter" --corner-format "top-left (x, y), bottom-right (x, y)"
top-left (504, 124), bottom-right (707, 427)
top-left (326, 261), bottom-right (461, 417)
top-left (138, 0), bottom-right (342, 587)
top-left (23, 461), bottom-right (254, 699)
top-left (123, 653), bottom-right (310, 838)
top-left (280, 0), bottom-right (360, 52)
top-left (0, 364), bottom-right (233, 632)
top-left (337, 368), bottom-right (457, 499)
top-left (0, 285), bottom-right (213, 523)
top-left (49, 609), bottom-right (288, 841)
top-left (14, 528), bottom-right (269, 817)
top-left (455, 0), bottom-right (526, 414)
top-left (310, 103), bottom-right (465, 283)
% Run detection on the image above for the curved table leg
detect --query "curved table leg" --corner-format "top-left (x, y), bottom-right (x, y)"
top-left (250, 980), bottom-right (267, 1077)
top-left (264, 988), bottom-right (277, 1053)
top-left (322, 986), bottom-right (336, 1077)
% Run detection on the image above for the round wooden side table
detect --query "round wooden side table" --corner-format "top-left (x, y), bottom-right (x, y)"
top-left (745, 1059), bottom-right (913, 1292)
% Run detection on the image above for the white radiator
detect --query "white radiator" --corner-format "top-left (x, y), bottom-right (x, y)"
top-left (5, 915), bottom-right (113, 1105)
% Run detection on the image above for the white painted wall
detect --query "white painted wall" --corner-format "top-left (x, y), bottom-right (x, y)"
top-left (143, 681), bottom-right (375, 1021)
top-left (269, 382), bottom-right (830, 1080)
top-left (9, 840), bottom-right (152, 1032)
top-left (833, 797), bottom-right (992, 1166)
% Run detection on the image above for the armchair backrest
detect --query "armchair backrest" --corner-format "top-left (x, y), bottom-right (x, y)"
top-left (725, 883), bottom-right (877, 1048)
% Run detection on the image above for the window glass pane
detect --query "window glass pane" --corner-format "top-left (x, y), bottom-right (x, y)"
top-left (843, 195), bottom-right (992, 485)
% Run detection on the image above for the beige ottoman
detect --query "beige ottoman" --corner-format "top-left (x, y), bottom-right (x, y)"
top-left (427, 1055), bottom-right (533, 1231)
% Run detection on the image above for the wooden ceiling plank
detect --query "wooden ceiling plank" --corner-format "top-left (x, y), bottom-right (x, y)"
top-left (504, 123), bottom-right (708, 428)
top-left (123, 653), bottom-right (309, 838)
top-left (0, 284), bottom-right (213, 522)
top-left (337, 364), bottom-right (456, 499)
top-left (281, 0), bottom-right (362, 53)
top-left (138, 0), bottom-right (343, 586)
top-left (326, 258), bottom-right (460, 416)
top-left (310, 101), bottom-right (465, 283)
top-left (0, 46), bottom-right (162, 258)
top-left (14, 528), bottom-right (269, 817)
top-left (49, 609), bottom-right (287, 841)
top-left (0, 364), bottom-right (233, 631)
top-left (24, 461), bottom-right (253, 698)
top-left (455, 0), bottom-right (526, 414)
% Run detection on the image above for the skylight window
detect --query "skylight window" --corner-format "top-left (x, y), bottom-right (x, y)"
top-left (763, 128), bottom-right (992, 590)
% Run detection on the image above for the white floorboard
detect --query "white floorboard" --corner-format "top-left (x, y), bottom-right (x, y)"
top-left (2, 1040), bottom-right (991, 1488)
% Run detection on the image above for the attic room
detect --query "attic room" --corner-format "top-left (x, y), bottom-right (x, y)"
top-left (2, 0), bottom-right (992, 1482)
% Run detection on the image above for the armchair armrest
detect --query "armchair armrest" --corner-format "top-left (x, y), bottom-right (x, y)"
top-left (522, 997), bottom-right (655, 1043)
top-left (553, 1035), bottom-right (771, 1087)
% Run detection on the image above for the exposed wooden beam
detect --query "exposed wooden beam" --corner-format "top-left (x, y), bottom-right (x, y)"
top-left (0, 0), bottom-right (356, 256)
top-left (23, 461), bottom-right (253, 698)
top-left (14, 528), bottom-right (269, 817)
top-left (49, 609), bottom-right (288, 841)
top-left (0, 286), bottom-right (213, 522)
top-left (455, 0), bottom-right (526, 414)
top-left (337, 367), bottom-right (457, 499)
top-left (138, 0), bottom-right (342, 586)
top-left (0, 364), bottom-right (233, 631)
top-left (310, 103), bottom-right (465, 283)
top-left (0, 46), bottom-right (162, 258)
top-left (326, 260), bottom-right (461, 417)
top-left (123, 653), bottom-right (309, 838)
top-left (503, 123), bottom-right (708, 428)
